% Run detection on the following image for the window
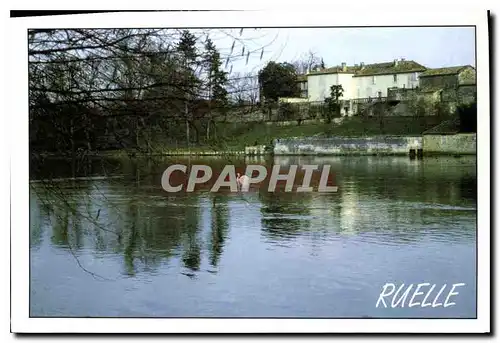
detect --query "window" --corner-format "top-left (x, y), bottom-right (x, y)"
top-left (378, 91), bottom-right (382, 98)
top-left (393, 74), bottom-right (397, 83)
top-left (372, 76), bottom-right (376, 85)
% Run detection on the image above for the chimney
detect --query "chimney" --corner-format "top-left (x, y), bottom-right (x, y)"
top-left (341, 62), bottom-right (347, 72)
top-left (360, 62), bottom-right (365, 69)
top-left (394, 59), bottom-right (399, 67)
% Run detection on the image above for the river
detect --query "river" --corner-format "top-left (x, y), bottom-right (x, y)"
top-left (29, 155), bottom-right (477, 318)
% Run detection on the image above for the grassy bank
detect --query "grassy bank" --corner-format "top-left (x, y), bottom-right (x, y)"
top-left (73, 116), bottom-right (444, 157)
top-left (214, 116), bottom-right (443, 150)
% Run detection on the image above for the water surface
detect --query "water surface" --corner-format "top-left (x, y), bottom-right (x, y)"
top-left (30, 155), bottom-right (477, 318)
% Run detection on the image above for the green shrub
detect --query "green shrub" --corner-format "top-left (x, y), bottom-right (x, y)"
top-left (277, 102), bottom-right (299, 121)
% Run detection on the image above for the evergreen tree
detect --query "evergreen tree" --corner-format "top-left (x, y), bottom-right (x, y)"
top-left (324, 85), bottom-right (344, 123)
top-left (177, 30), bottom-right (197, 66)
top-left (258, 62), bottom-right (300, 102)
top-left (176, 30), bottom-right (199, 147)
top-left (203, 38), bottom-right (228, 139)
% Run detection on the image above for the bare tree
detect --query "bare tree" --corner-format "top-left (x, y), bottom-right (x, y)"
top-left (291, 50), bottom-right (324, 74)
top-left (227, 72), bottom-right (259, 106)
top-left (29, 28), bottom-right (277, 280)
top-left (29, 28), bottom-right (274, 158)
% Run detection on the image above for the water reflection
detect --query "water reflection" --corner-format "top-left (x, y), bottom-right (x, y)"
top-left (30, 156), bottom-right (477, 269)
top-left (209, 194), bottom-right (229, 267)
top-left (259, 191), bottom-right (313, 242)
top-left (460, 175), bottom-right (477, 200)
top-left (30, 155), bottom-right (477, 317)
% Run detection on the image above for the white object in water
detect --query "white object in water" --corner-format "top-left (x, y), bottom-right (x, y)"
top-left (237, 174), bottom-right (250, 192)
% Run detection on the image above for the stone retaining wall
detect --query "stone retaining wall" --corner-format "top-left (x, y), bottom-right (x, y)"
top-left (423, 133), bottom-right (476, 155)
top-left (274, 136), bottom-right (422, 155)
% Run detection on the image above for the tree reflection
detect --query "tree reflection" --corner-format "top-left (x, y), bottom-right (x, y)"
top-left (30, 155), bottom-right (477, 280)
top-left (116, 194), bottom-right (204, 274)
top-left (51, 207), bottom-right (69, 247)
top-left (30, 193), bottom-right (47, 249)
top-left (209, 194), bottom-right (229, 267)
top-left (459, 174), bottom-right (477, 201)
top-left (181, 201), bottom-right (202, 271)
top-left (123, 202), bottom-right (139, 276)
top-left (258, 191), bottom-right (313, 242)
top-left (182, 240), bottom-right (201, 271)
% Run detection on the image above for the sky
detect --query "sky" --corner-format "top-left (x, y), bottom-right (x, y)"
top-left (204, 27), bottom-right (476, 76)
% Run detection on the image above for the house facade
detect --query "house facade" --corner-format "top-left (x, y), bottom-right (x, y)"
top-left (277, 59), bottom-right (475, 117)
top-left (353, 60), bottom-right (426, 99)
top-left (301, 59), bottom-right (426, 102)
top-left (306, 63), bottom-right (357, 102)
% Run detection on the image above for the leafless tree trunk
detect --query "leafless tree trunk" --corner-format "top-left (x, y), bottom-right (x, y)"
top-left (291, 50), bottom-right (323, 74)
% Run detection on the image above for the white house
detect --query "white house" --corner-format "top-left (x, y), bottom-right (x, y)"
top-left (353, 59), bottom-right (426, 99)
top-left (279, 58), bottom-right (428, 116)
top-left (306, 63), bottom-right (357, 102)
top-left (303, 59), bottom-right (426, 102)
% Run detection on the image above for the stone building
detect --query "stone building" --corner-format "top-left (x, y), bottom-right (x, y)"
top-left (418, 65), bottom-right (476, 90)
top-left (418, 65), bottom-right (477, 113)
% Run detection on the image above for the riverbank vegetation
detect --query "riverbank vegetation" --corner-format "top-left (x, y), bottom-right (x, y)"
top-left (29, 28), bottom-right (472, 165)
top-left (30, 29), bottom-right (269, 159)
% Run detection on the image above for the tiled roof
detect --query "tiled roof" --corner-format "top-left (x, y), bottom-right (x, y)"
top-left (298, 60), bottom-right (432, 78)
top-left (353, 60), bottom-right (427, 77)
top-left (419, 65), bottom-right (474, 77)
top-left (307, 65), bottom-right (358, 75)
